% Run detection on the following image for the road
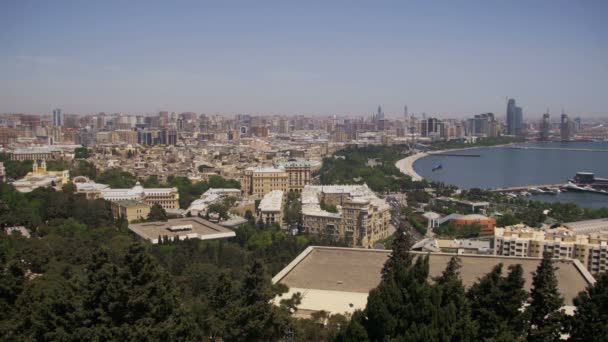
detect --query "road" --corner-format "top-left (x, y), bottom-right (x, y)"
top-left (384, 194), bottom-right (424, 242)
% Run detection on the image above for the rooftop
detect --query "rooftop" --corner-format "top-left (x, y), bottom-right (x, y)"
top-left (128, 217), bottom-right (235, 244)
top-left (564, 218), bottom-right (608, 235)
top-left (259, 190), bottom-right (284, 212)
top-left (272, 246), bottom-right (594, 317)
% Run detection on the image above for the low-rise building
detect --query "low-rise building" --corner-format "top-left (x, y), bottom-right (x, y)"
top-left (437, 213), bottom-right (496, 235)
top-left (101, 182), bottom-right (180, 210)
top-left (128, 217), bottom-right (236, 244)
top-left (272, 246), bottom-right (594, 318)
top-left (301, 184), bottom-right (392, 248)
top-left (111, 200), bottom-right (151, 222)
top-left (9, 147), bottom-right (62, 161)
top-left (258, 190), bottom-right (284, 227)
top-left (494, 225), bottom-right (608, 274)
top-left (186, 188), bottom-right (242, 216)
top-left (412, 238), bottom-right (492, 254)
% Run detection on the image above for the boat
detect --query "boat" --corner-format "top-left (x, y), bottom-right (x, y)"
top-left (432, 164), bottom-right (443, 172)
top-left (530, 187), bottom-right (545, 194)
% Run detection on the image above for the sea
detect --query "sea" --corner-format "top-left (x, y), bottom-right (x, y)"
top-left (413, 141), bottom-right (608, 209)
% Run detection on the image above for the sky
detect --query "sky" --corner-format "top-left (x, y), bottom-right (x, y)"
top-left (1, 0), bottom-right (607, 118)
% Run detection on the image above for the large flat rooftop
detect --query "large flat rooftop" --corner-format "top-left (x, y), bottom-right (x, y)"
top-left (272, 246), bottom-right (595, 317)
top-left (129, 217), bottom-right (235, 244)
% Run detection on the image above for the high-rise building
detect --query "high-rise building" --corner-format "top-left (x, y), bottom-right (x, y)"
top-left (561, 112), bottom-right (572, 141)
top-left (52, 108), bottom-right (63, 127)
top-left (539, 112), bottom-right (551, 141)
top-left (506, 98), bottom-right (523, 136)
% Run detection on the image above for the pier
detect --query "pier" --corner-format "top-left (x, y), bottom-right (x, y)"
top-left (434, 153), bottom-right (481, 157)
top-left (490, 184), bottom-right (565, 193)
top-left (506, 146), bottom-right (608, 152)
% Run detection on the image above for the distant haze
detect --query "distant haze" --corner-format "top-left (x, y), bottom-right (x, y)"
top-left (1, 1), bottom-right (606, 117)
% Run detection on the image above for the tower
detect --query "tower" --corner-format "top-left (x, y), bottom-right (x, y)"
top-left (53, 108), bottom-right (63, 127)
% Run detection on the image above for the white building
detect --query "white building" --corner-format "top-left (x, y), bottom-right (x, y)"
top-left (258, 190), bottom-right (284, 227)
top-left (186, 188), bottom-right (242, 216)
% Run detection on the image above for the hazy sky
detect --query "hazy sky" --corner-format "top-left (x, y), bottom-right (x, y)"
top-left (1, 1), bottom-right (606, 118)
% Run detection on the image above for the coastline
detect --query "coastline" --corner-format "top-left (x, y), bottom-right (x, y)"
top-left (395, 152), bottom-right (427, 181)
top-left (395, 143), bottom-right (514, 182)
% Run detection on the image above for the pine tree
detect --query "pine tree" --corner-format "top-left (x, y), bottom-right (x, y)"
top-left (526, 253), bottom-right (565, 341)
top-left (381, 226), bottom-right (413, 281)
top-left (435, 256), bottom-right (478, 340)
top-left (569, 272), bottom-right (608, 341)
top-left (467, 263), bottom-right (528, 339)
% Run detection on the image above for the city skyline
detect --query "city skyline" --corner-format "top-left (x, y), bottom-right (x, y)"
top-left (2, 1), bottom-right (607, 116)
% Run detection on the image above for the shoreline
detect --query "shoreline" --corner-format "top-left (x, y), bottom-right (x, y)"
top-left (395, 143), bottom-right (515, 182)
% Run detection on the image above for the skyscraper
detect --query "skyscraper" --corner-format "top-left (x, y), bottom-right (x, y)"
top-left (52, 108), bottom-right (63, 127)
top-left (561, 112), bottom-right (572, 141)
top-left (506, 98), bottom-right (523, 136)
top-left (539, 112), bottom-right (551, 141)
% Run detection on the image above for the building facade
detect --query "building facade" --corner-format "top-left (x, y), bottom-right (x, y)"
top-left (301, 184), bottom-right (392, 248)
top-left (111, 200), bottom-right (151, 222)
top-left (257, 190), bottom-right (284, 227)
top-left (494, 225), bottom-right (608, 274)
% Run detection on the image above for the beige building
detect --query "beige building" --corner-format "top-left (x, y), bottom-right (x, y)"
top-left (242, 166), bottom-right (289, 198)
top-left (95, 182), bottom-right (180, 210)
top-left (241, 162), bottom-right (313, 198)
top-left (116, 130), bottom-right (138, 145)
top-left (301, 184), bottom-right (392, 248)
top-left (257, 190), bottom-right (284, 227)
top-left (280, 161), bottom-right (312, 193)
top-left (96, 131), bottom-right (119, 144)
top-left (111, 200), bottom-right (151, 222)
top-left (494, 225), bottom-right (608, 274)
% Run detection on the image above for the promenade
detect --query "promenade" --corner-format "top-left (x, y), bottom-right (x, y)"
top-left (395, 152), bottom-right (426, 181)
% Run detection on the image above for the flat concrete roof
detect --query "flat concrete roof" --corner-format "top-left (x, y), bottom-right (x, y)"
top-left (274, 246), bottom-right (594, 306)
top-left (129, 217), bottom-right (235, 244)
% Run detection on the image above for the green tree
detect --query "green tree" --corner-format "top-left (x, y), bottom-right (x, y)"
top-left (467, 263), bottom-right (528, 340)
top-left (74, 147), bottom-right (90, 159)
top-left (569, 272), bottom-right (608, 341)
top-left (148, 204), bottom-right (168, 222)
top-left (61, 181), bottom-right (77, 194)
top-left (527, 253), bottom-right (565, 341)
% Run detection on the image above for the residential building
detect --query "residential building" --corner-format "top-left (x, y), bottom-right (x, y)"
top-left (279, 161), bottom-right (312, 193)
top-left (301, 184), bottom-right (391, 248)
top-left (111, 200), bottom-right (151, 222)
top-left (258, 190), bottom-right (284, 227)
top-left (241, 166), bottom-right (289, 198)
top-left (494, 225), bottom-right (608, 274)
top-left (128, 217), bottom-right (236, 244)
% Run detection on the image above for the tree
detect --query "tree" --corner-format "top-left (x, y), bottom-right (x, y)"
top-left (526, 253), bottom-right (565, 341)
top-left (148, 204), bottom-right (168, 222)
top-left (467, 263), bottom-right (528, 339)
top-left (62, 181), bottom-right (77, 194)
top-left (569, 272), bottom-right (608, 341)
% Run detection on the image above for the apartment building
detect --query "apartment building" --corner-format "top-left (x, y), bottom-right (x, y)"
top-left (0, 162), bottom-right (5, 182)
top-left (494, 225), bottom-right (608, 274)
top-left (280, 161), bottom-right (312, 193)
top-left (241, 162), bottom-right (313, 198)
top-left (257, 190), bottom-right (284, 227)
top-left (241, 166), bottom-right (289, 198)
top-left (301, 184), bottom-right (391, 248)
